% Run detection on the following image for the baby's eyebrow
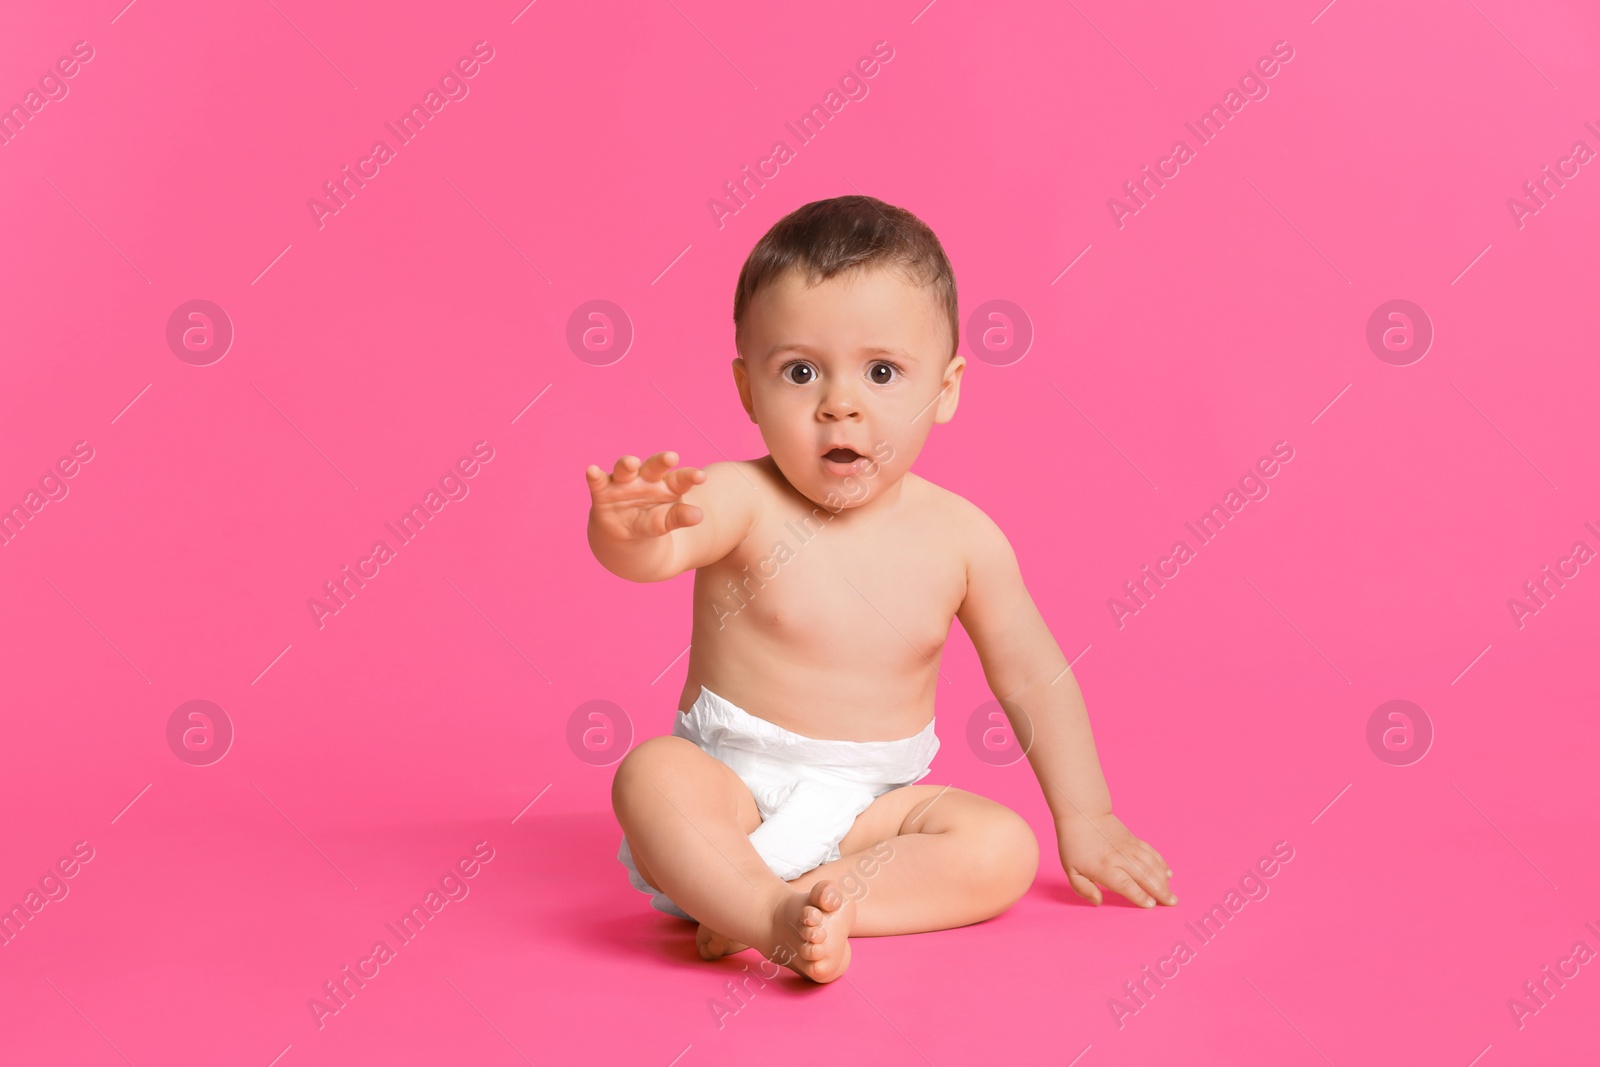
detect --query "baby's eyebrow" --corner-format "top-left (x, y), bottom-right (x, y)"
top-left (765, 342), bottom-right (917, 362)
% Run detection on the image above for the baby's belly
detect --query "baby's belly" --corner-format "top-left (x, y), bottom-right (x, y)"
top-left (684, 624), bottom-right (944, 743)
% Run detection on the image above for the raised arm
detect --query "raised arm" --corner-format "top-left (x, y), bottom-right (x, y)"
top-left (955, 505), bottom-right (1177, 909)
top-left (585, 452), bottom-right (756, 583)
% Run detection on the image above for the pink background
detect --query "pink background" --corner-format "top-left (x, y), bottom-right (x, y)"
top-left (2, 0), bottom-right (1597, 1063)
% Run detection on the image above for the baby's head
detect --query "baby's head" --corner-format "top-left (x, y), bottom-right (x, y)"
top-left (731, 195), bottom-right (965, 511)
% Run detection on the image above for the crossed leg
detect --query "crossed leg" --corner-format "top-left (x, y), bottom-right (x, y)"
top-left (613, 735), bottom-right (1039, 981)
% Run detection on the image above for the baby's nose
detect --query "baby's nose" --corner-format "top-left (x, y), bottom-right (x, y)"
top-left (819, 388), bottom-right (862, 419)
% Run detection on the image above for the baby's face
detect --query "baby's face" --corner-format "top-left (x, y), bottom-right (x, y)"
top-left (733, 264), bottom-right (965, 510)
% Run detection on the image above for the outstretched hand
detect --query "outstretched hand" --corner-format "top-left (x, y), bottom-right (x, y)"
top-left (585, 451), bottom-right (706, 543)
top-left (1057, 811), bottom-right (1177, 908)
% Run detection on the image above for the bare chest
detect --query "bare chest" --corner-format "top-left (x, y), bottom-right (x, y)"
top-left (697, 506), bottom-right (966, 666)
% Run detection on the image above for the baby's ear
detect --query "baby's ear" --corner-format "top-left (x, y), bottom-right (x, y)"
top-left (932, 354), bottom-right (967, 424)
top-left (731, 357), bottom-right (757, 423)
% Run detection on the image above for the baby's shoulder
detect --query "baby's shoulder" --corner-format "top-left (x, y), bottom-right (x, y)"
top-left (907, 475), bottom-right (1011, 554)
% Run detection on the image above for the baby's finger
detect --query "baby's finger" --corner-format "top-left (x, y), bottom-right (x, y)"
top-left (661, 502), bottom-right (703, 534)
top-left (1109, 866), bottom-right (1157, 908)
top-left (584, 464), bottom-right (609, 492)
top-left (637, 451), bottom-right (679, 483)
top-left (1131, 855), bottom-right (1177, 905)
top-left (1067, 869), bottom-right (1102, 906)
top-left (662, 465), bottom-right (706, 497)
top-left (611, 455), bottom-right (642, 483)
top-left (1144, 844), bottom-right (1174, 880)
top-left (1126, 857), bottom-right (1177, 908)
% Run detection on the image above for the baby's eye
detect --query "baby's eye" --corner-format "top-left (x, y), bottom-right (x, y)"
top-left (783, 362), bottom-right (816, 385)
top-left (868, 361), bottom-right (899, 385)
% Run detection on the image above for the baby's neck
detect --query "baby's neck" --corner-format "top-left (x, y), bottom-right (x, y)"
top-left (782, 467), bottom-right (913, 523)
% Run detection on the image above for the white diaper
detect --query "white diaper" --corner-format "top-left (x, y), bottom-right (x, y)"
top-left (617, 685), bottom-right (940, 922)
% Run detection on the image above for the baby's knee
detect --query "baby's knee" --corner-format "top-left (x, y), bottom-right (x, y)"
top-left (611, 735), bottom-right (698, 811)
top-left (982, 808), bottom-right (1039, 902)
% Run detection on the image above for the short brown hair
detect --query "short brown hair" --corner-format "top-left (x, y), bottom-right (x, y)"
top-left (733, 195), bottom-right (959, 361)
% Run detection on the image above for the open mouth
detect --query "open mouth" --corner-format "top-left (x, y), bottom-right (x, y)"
top-left (823, 447), bottom-right (864, 463)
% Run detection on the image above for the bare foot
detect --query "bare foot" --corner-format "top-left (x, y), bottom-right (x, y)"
top-left (695, 923), bottom-right (749, 959)
top-left (767, 880), bottom-right (855, 983)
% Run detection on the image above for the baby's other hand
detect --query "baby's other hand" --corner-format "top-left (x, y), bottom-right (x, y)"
top-left (1057, 811), bottom-right (1176, 909)
top-left (585, 451), bottom-right (706, 542)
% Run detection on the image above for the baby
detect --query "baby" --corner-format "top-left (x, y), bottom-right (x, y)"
top-left (587, 195), bottom-right (1176, 984)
